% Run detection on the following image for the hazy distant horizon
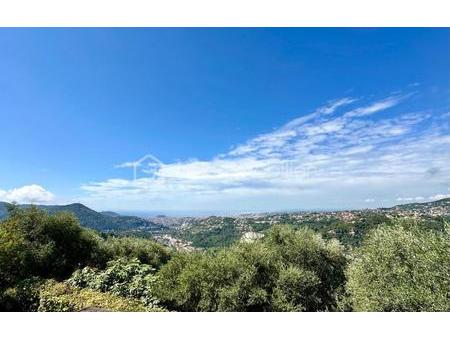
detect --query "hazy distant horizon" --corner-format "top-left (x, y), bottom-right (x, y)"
top-left (110, 197), bottom-right (448, 217)
top-left (3, 195), bottom-right (446, 218)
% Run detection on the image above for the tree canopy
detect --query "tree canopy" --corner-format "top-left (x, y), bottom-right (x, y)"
top-left (346, 220), bottom-right (450, 311)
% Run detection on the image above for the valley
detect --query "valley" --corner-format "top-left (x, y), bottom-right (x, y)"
top-left (2, 198), bottom-right (449, 250)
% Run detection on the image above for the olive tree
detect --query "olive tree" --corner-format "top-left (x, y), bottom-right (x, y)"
top-left (346, 219), bottom-right (450, 311)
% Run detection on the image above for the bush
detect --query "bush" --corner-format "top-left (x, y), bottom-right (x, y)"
top-left (272, 266), bottom-right (321, 311)
top-left (38, 280), bottom-right (156, 312)
top-left (0, 220), bottom-right (30, 290)
top-left (155, 225), bottom-right (347, 312)
top-left (155, 241), bottom-right (281, 312)
top-left (266, 225), bottom-right (347, 310)
top-left (346, 219), bottom-right (450, 311)
top-left (214, 241), bottom-right (282, 311)
top-left (99, 236), bottom-right (172, 268)
top-left (68, 258), bottom-right (161, 308)
top-left (0, 206), bottom-right (100, 287)
top-left (0, 277), bottom-right (44, 311)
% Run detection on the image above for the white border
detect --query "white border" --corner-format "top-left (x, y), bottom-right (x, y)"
top-left (2, 312), bottom-right (450, 338)
top-left (1, 1), bottom-right (449, 337)
top-left (0, 0), bottom-right (449, 26)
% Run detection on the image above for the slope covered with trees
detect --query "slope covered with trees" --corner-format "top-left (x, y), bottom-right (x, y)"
top-left (151, 198), bottom-right (450, 249)
top-left (0, 205), bottom-right (449, 312)
top-left (0, 201), bottom-right (162, 232)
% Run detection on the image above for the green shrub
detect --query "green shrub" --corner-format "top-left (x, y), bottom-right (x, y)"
top-left (153, 252), bottom-right (210, 311)
top-left (0, 277), bottom-right (44, 311)
top-left (266, 225), bottom-right (347, 310)
top-left (38, 280), bottom-right (157, 312)
top-left (0, 221), bottom-right (31, 289)
top-left (155, 225), bottom-right (347, 312)
top-left (0, 206), bottom-right (100, 287)
top-left (181, 221), bottom-right (241, 248)
top-left (272, 266), bottom-right (321, 311)
top-left (99, 236), bottom-right (172, 268)
top-left (346, 219), bottom-right (450, 311)
top-left (214, 241), bottom-right (281, 311)
top-left (68, 258), bottom-right (160, 308)
top-left (155, 242), bottom-right (281, 311)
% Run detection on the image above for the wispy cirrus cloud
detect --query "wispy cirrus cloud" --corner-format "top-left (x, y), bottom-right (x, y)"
top-left (343, 94), bottom-right (407, 118)
top-left (80, 90), bottom-right (450, 212)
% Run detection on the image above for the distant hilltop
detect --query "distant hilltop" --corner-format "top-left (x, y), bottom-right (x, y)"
top-left (0, 201), bottom-right (162, 233)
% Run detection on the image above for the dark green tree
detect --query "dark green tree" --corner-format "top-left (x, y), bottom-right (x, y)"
top-left (0, 206), bottom-right (99, 287)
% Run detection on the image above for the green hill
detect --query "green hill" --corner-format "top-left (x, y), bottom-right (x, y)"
top-left (0, 201), bottom-right (162, 233)
top-left (392, 197), bottom-right (450, 210)
top-left (0, 202), bottom-right (9, 219)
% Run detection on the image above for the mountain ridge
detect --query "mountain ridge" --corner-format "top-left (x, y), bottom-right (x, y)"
top-left (0, 201), bottom-right (162, 232)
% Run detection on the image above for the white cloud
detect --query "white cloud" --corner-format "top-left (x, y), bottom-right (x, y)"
top-left (228, 97), bottom-right (355, 157)
top-left (428, 194), bottom-right (450, 200)
top-left (80, 91), bottom-right (450, 212)
top-left (0, 184), bottom-right (55, 204)
top-left (396, 196), bottom-right (425, 202)
top-left (344, 95), bottom-right (405, 118)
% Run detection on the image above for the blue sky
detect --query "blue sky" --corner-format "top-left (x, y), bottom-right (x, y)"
top-left (0, 28), bottom-right (449, 214)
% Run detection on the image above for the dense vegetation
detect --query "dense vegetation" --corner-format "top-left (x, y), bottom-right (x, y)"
top-left (0, 205), bottom-right (449, 311)
top-left (180, 221), bottom-right (241, 248)
top-left (168, 198), bottom-right (450, 249)
top-left (156, 225), bottom-right (346, 311)
top-left (0, 206), bottom-right (170, 311)
top-left (346, 219), bottom-right (450, 311)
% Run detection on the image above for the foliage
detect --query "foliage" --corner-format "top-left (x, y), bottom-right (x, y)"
top-left (0, 219), bottom-right (30, 289)
top-left (99, 236), bottom-right (172, 268)
top-left (181, 221), bottom-right (241, 248)
top-left (2, 204), bottom-right (450, 312)
top-left (265, 225), bottom-right (347, 310)
top-left (0, 206), bottom-right (100, 289)
top-left (320, 213), bottom-right (393, 246)
top-left (249, 221), bottom-right (272, 232)
top-left (38, 280), bottom-right (154, 312)
top-left (155, 242), bottom-right (278, 311)
top-left (155, 225), bottom-right (347, 311)
top-left (346, 219), bottom-right (450, 311)
top-left (68, 258), bottom-right (160, 308)
top-left (0, 277), bottom-right (44, 311)
top-left (271, 266), bottom-right (320, 311)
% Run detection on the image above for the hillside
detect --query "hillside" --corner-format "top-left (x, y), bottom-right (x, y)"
top-left (391, 197), bottom-right (450, 212)
top-left (3, 205), bottom-right (448, 312)
top-left (0, 202), bottom-right (8, 219)
top-left (100, 211), bottom-right (121, 217)
top-left (0, 202), bottom-right (163, 233)
top-left (149, 198), bottom-right (450, 248)
top-left (2, 198), bottom-right (449, 249)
